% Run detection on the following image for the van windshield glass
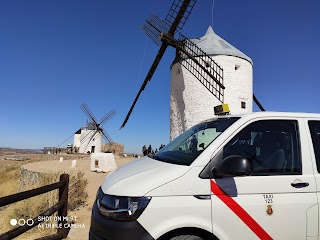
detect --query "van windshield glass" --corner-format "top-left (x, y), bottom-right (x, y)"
top-left (154, 117), bottom-right (239, 166)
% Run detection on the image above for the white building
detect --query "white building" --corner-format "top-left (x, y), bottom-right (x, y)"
top-left (73, 122), bottom-right (102, 154)
top-left (170, 26), bottom-right (253, 140)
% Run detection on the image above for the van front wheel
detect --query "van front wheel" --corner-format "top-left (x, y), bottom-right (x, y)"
top-left (169, 235), bottom-right (204, 240)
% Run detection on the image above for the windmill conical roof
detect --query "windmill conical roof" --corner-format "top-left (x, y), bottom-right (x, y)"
top-left (190, 26), bottom-right (252, 64)
top-left (83, 122), bottom-right (96, 130)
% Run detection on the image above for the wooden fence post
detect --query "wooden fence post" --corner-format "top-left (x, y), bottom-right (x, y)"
top-left (57, 174), bottom-right (69, 238)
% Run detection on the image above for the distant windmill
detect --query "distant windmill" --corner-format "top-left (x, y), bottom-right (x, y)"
top-left (120, 0), bottom-right (264, 132)
top-left (74, 103), bottom-right (116, 154)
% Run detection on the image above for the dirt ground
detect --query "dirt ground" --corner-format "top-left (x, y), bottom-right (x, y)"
top-left (0, 159), bottom-right (18, 166)
top-left (21, 155), bottom-right (137, 240)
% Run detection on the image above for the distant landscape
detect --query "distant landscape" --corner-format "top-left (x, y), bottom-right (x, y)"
top-left (0, 147), bottom-right (42, 155)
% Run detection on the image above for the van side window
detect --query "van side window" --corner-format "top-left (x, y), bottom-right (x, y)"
top-left (223, 120), bottom-right (301, 175)
top-left (308, 121), bottom-right (320, 173)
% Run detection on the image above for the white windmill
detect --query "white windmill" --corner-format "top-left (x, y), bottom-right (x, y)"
top-left (120, 0), bottom-right (265, 140)
top-left (170, 26), bottom-right (253, 139)
top-left (73, 103), bottom-right (116, 154)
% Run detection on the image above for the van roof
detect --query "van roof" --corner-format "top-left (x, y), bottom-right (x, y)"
top-left (204, 111), bottom-right (320, 123)
top-left (224, 111), bottom-right (320, 119)
top-left (241, 111), bottom-right (320, 118)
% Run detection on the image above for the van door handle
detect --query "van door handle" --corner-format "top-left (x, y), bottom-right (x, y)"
top-left (193, 195), bottom-right (211, 200)
top-left (291, 182), bottom-right (309, 188)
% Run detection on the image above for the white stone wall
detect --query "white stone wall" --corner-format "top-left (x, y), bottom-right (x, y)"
top-left (170, 55), bottom-right (252, 140)
top-left (90, 153), bottom-right (117, 172)
top-left (73, 133), bottom-right (81, 148)
top-left (94, 135), bottom-right (102, 153)
top-left (79, 129), bottom-right (102, 153)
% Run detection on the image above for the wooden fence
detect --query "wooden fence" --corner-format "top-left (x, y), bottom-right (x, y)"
top-left (0, 174), bottom-right (69, 240)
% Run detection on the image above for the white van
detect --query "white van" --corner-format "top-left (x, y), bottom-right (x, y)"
top-left (89, 111), bottom-right (320, 240)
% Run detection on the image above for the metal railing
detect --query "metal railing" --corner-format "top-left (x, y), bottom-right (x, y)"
top-left (0, 174), bottom-right (69, 240)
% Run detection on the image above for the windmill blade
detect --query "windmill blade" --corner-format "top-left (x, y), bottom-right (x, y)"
top-left (80, 129), bottom-right (95, 144)
top-left (165, 33), bottom-right (225, 102)
top-left (101, 128), bottom-right (113, 144)
top-left (165, 0), bottom-right (197, 32)
top-left (81, 103), bottom-right (98, 124)
top-left (120, 44), bottom-right (168, 129)
top-left (142, 14), bottom-right (170, 46)
top-left (142, 0), bottom-right (196, 45)
top-left (121, 0), bottom-right (197, 129)
top-left (81, 130), bottom-right (98, 153)
top-left (99, 110), bottom-right (116, 126)
top-left (253, 94), bottom-right (265, 111)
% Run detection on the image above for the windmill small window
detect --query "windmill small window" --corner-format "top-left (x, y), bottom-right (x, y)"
top-left (241, 101), bottom-right (246, 109)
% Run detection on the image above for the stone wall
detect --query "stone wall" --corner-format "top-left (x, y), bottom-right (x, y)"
top-left (102, 143), bottom-right (124, 156)
top-left (19, 166), bottom-right (42, 187)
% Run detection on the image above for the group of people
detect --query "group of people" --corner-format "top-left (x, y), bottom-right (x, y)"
top-left (52, 147), bottom-right (78, 154)
top-left (142, 144), bottom-right (165, 157)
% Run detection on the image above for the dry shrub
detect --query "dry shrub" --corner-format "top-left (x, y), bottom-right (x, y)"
top-left (0, 170), bottom-right (88, 239)
top-left (68, 171), bottom-right (88, 210)
top-left (0, 163), bottom-right (21, 197)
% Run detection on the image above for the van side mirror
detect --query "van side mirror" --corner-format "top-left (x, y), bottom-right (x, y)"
top-left (199, 143), bottom-right (205, 150)
top-left (212, 155), bottom-right (252, 178)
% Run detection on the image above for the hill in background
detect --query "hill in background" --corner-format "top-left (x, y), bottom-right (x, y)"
top-left (0, 148), bottom-right (42, 155)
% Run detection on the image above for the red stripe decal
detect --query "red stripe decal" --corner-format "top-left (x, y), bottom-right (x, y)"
top-left (210, 180), bottom-right (272, 240)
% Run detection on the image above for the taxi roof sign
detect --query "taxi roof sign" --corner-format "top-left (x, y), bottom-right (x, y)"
top-left (214, 104), bottom-right (230, 115)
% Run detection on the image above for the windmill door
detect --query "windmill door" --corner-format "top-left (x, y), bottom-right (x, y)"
top-left (210, 119), bottom-right (318, 239)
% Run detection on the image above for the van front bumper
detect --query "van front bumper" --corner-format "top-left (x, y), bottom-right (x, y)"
top-left (89, 200), bottom-right (154, 240)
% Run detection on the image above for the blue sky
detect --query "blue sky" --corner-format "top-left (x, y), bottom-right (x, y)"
top-left (0, 0), bottom-right (319, 154)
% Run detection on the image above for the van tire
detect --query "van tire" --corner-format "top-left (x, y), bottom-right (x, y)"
top-left (169, 235), bottom-right (204, 240)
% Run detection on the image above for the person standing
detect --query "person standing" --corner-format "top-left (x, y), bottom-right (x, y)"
top-left (189, 135), bottom-right (198, 152)
top-left (148, 144), bottom-right (152, 155)
top-left (142, 145), bottom-right (147, 156)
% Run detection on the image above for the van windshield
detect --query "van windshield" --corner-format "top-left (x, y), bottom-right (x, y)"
top-left (154, 117), bottom-right (239, 166)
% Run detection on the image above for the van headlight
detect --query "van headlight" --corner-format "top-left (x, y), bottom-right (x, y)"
top-left (96, 187), bottom-right (151, 222)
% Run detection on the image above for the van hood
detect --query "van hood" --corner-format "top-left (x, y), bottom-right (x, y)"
top-left (101, 157), bottom-right (189, 196)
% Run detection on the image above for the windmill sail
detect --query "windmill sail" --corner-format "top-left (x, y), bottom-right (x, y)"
top-left (142, 15), bottom-right (170, 47)
top-left (176, 33), bottom-right (225, 102)
top-left (81, 103), bottom-right (98, 123)
top-left (120, 0), bottom-right (197, 129)
top-left (165, 0), bottom-right (197, 31)
top-left (253, 94), bottom-right (265, 111)
top-left (99, 110), bottom-right (116, 126)
top-left (101, 129), bottom-right (113, 144)
top-left (81, 129), bottom-right (98, 153)
top-left (80, 124), bottom-right (96, 143)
